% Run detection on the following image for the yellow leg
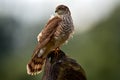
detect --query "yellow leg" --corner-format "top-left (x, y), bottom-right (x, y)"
top-left (54, 47), bottom-right (60, 57)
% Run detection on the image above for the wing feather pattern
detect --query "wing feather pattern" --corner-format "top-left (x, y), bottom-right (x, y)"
top-left (33, 16), bottom-right (62, 56)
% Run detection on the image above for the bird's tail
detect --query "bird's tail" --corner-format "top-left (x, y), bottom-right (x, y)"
top-left (27, 47), bottom-right (47, 75)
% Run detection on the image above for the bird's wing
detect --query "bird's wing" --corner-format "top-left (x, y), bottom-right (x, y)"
top-left (33, 16), bottom-right (62, 55)
top-left (39, 16), bottom-right (62, 43)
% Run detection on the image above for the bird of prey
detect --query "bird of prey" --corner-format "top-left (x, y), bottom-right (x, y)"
top-left (27, 5), bottom-right (74, 75)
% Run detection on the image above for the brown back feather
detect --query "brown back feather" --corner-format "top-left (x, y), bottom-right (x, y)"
top-left (27, 16), bottom-right (62, 75)
top-left (32, 16), bottom-right (62, 57)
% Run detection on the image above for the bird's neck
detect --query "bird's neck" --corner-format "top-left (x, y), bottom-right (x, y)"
top-left (61, 14), bottom-right (73, 24)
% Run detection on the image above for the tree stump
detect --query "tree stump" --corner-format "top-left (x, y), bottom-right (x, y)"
top-left (42, 50), bottom-right (87, 80)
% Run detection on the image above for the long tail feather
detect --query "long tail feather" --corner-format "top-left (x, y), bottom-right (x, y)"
top-left (27, 48), bottom-right (46, 75)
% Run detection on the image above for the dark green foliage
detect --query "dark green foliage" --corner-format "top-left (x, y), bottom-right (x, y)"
top-left (0, 15), bottom-right (18, 55)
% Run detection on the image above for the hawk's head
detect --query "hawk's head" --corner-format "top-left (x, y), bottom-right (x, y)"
top-left (55, 5), bottom-right (70, 15)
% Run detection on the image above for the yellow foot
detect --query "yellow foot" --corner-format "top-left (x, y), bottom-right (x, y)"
top-left (54, 47), bottom-right (60, 58)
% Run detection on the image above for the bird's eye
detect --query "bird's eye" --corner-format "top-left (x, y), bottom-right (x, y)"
top-left (58, 7), bottom-right (62, 10)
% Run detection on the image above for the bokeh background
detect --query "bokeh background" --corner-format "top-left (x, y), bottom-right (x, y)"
top-left (0, 0), bottom-right (120, 80)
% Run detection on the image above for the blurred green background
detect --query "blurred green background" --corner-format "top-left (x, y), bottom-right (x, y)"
top-left (0, 0), bottom-right (120, 80)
